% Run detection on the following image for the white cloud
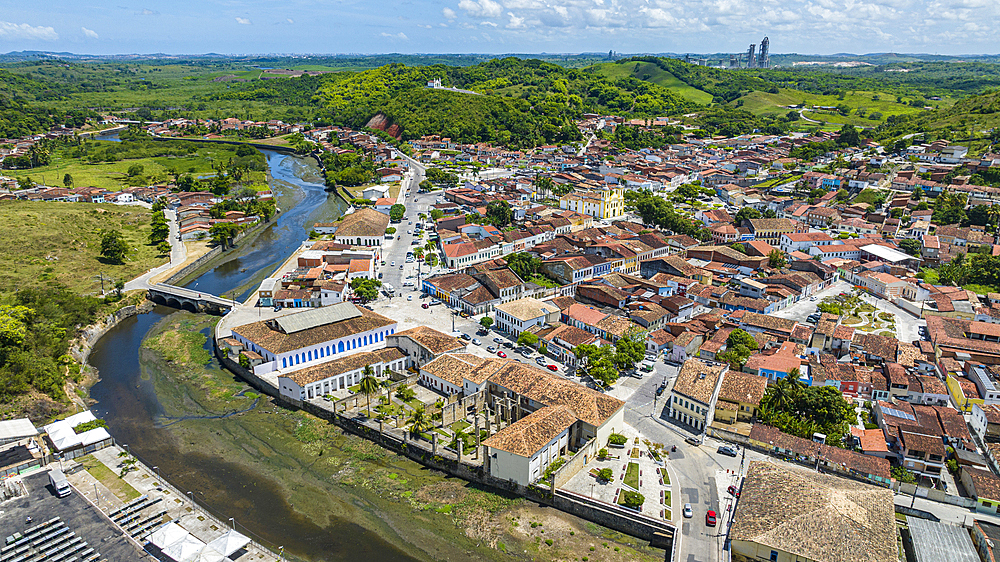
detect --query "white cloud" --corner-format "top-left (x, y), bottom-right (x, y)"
top-left (235, 17), bottom-right (252, 25)
top-left (138, 8), bottom-right (158, 15)
top-left (81, 27), bottom-right (98, 39)
top-left (442, 7), bottom-right (457, 20)
top-left (457, 0), bottom-right (503, 18)
top-left (480, 20), bottom-right (497, 27)
top-left (0, 21), bottom-right (58, 41)
top-left (286, 18), bottom-right (294, 24)
top-left (380, 32), bottom-right (408, 40)
top-left (507, 12), bottom-right (526, 28)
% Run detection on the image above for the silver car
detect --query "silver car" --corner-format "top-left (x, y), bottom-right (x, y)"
top-left (683, 503), bottom-right (693, 518)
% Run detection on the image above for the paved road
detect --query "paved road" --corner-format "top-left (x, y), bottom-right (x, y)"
top-left (857, 291), bottom-right (926, 344)
top-left (771, 279), bottom-right (852, 323)
top-left (124, 208), bottom-right (186, 292)
top-left (619, 363), bottom-right (772, 562)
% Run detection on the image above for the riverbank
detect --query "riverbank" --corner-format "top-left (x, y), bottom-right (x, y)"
top-left (137, 311), bottom-right (665, 562)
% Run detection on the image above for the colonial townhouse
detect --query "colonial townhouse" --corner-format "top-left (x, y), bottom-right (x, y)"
top-left (230, 302), bottom-right (399, 379)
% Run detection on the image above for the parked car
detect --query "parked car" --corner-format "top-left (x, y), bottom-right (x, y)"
top-left (487, 346), bottom-right (497, 353)
top-left (520, 350), bottom-right (532, 358)
top-left (421, 303), bottom-right (429, 309)
top-left (546, 364), bottom-right (558, 372)
top-left (493, 337), bottom-right (502, 344)
top-left (535, 357), bottom-right (547, 366)
top-left (460, 334), bottom-right (471, 341)
top-left (655, 384), bottom-right (665, 397)
top-left (727, 485), bottom-right (739, 497)
top-left (706, 510), bottom-right (717, 526)
top-left (685, 436), bottom-right (703, 446)
top-left (390, 261), bottom-right (395, 267)
top-left (683, 504), bottom-right (693, 518)
top-left (407, 295), bottom-right (412, 301)
top-left (718, 445), bottom-right (738, 457)
top-left (497, 351), bottom-right (507, 358)
top-left (810, 296), bottom-right (817, 301)
top-left (472, 338), bottom-right (481, 346)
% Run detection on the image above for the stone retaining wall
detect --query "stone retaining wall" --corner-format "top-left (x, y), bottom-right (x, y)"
top-left (213, 338), bottom-right (676, 558)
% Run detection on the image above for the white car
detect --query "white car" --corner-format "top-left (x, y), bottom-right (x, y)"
top-left (407, 295), bottom-right (412, 301)
top-left (390, 261), bottom-right (395, 267)
top-left (683, 504), bottom-right (693, 518)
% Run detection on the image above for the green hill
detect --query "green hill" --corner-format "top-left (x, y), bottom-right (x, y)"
top-left (221, 58), bottom-right (698, 147)
top-left (586, 61), bottom-right (714, 104)
top-left (874, 89), bottom-right (1000, 154)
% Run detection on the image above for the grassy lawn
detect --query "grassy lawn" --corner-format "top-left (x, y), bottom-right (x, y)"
top-left (660, 468), bottom-right (670, 485)
top-left (623, 462), bottom-right (640, 490)
top-left (450, 420), bottom-right (471, 433)
top-left (664, 490), bottom-right (671, 507)
top-left (0, 201), bottom-right (168, 295)
top-left (11, 143), bottom-right (265, 192)
top-left (80, 455), bottom-right (141, 502)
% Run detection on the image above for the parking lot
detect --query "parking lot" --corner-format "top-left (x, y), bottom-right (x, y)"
top-left (0, 471), bottom-right (151, 561)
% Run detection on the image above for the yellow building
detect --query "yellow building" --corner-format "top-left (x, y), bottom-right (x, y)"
top-left (559, 186), bottom-right (625, 220)
top-left (714, 371), bottom-right (768, 425)
top-left (948, 374), bottom-right (985, 412)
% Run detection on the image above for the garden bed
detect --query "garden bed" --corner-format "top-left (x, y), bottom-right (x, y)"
top-left (630, 447), bottom-right (641, 459)
top-left (623, 462), bottom-right (640, 490)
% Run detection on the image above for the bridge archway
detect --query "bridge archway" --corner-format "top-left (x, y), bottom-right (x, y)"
top-left (181, 301), bottom-right (198, 313)
top-left (151, 293), bottom-right (167, 305)
top-left (166, 297), bottom-right (182, 309)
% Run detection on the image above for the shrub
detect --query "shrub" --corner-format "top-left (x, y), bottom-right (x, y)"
top-left (608, 433), bottom-right (627, 446)
top-left (598, 447), bottom-right (608, 460)
top-left (597, 468), bottom-right (613, 481)
top-left (73, 419), bottom-right (108, 434)
top-left (621, 490), bottom-right (645, 509)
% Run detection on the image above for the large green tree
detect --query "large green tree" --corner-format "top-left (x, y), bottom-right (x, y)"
top-left (99, 230), bottom-right (129, 264)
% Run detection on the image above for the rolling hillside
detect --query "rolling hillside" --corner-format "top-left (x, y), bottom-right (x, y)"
top-left (587, 61), bottom-right (714, 104)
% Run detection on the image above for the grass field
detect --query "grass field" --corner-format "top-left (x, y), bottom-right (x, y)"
top-left (80, 455), bottom-right (142, 502)
top-left (0, 201), bottom-right (167, 295)
top-left (589, 61), bottom-right (714, 104)
top-left (8, 143), bottom-right (267, 192)
top-left (733, 88), bottom-right (958, 128)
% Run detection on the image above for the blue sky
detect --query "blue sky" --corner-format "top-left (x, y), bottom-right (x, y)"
top-left (0, 1), bottom-right (995, 56)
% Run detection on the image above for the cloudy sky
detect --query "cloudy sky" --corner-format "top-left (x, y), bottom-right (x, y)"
top-left (0, 0), bottom-right (995, 56)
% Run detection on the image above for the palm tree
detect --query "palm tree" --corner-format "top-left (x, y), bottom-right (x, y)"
top-left (358, 365), bottom-right (380, 417)
top-left (764, 377), bottom-right (792, 411)
top-left (407, 406), bottom-right (433, 440)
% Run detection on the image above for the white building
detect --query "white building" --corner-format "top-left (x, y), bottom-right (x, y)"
top-left (493, 297), bottom-right (561, 336)
top-left (277, 347), bottom-right (407, 401)
top-left (229, 302), bottom-right (398, 378)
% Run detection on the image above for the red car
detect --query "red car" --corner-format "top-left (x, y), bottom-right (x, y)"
top-left (421, 303), bottom-right (429, 309)
top-left (497, 351), bottom-right (507, 358)
top-left (706, 510), bottom-right (717, 526)
top-left (546, 364), bottom-right (558, 372)
top-left (727, 485), bottom-right (739, 497)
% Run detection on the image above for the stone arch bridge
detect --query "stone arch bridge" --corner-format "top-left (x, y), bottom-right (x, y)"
top-left (148, 283), bottom-right (235, 315)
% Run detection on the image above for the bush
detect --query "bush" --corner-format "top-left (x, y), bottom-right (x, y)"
top-left (598, 447), bottom-right (608, 460)
top-left (73, 419), bottom-right (108, 434)
top-left (608, 433), bottom-right (627, 446)
top-left (597, 468), bottom-right (613, 481)
top-left (621, 490), bottom-right (645, 509)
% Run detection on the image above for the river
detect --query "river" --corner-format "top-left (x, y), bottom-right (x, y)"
top-left (85, 141), bottom-right (419, 562)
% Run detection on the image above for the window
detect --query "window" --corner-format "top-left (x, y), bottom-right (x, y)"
top-left (282, 358), bottom-right (287, 368)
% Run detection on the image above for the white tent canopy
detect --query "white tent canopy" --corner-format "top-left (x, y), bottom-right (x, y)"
top-left (149, 522), bottom-right (188, 550)
top-left (162, 534), bottom-right (206, 562)
top-left (207, 529), bottom-right (250, 557)
top-left (191, 546), bottom-right (226, 562)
